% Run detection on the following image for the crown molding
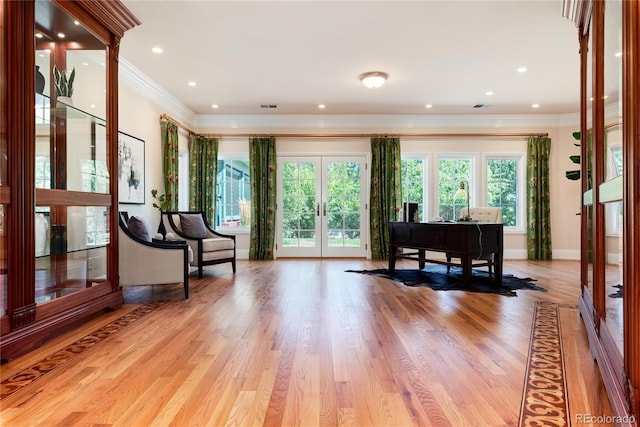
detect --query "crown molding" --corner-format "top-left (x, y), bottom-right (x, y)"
top-left (118, 57), bottom-right (196, 127)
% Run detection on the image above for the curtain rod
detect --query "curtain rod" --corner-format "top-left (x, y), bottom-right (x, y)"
top-left (159, 114), bottom-right (548, 139)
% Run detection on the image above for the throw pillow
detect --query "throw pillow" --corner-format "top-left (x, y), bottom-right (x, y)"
top-left (179, 213), bottom-right (207, 238)
top-left (127, 216), bottom-right (151, 242)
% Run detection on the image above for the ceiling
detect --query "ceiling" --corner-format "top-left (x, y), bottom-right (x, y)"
top-left (119, 0), bottom-right (582, 117)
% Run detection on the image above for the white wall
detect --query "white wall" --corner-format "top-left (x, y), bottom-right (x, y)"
top-left (119, 78), bottom-right (583, 260)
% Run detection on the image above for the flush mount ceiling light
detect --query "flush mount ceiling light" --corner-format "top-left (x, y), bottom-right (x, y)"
top-left (360, 71), bottom-right (388, 89)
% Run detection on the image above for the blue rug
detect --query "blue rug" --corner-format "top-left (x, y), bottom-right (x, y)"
top-left (346, 265), bottom-right (546, 297)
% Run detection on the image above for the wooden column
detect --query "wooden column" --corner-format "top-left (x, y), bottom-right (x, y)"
top-left (5, 0), bottom-right (37, 329)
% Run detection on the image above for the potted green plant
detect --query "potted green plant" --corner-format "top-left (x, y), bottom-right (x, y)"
top-left (53, 65), bottom-right (75, 105)
top-left (151, 189), bottom-right (171, 212)
top-left (151, 189), bottom-right (171, 238)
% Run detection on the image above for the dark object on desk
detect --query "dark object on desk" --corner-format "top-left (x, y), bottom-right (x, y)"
top-left (388, 221), bottom-right (503, 286)
top-left (403, 202), bottom-right (419, 222)
top-left (346, 266), bottom-right (544, 297)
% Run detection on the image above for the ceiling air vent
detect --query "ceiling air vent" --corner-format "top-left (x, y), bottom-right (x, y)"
top-left (473, 104), bottom-right (491, 109)
top-left (260, 104), bottom-right (278, 109)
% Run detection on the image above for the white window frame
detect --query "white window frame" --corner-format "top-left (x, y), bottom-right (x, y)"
top-left (482, 153), bottom-right (525, 233)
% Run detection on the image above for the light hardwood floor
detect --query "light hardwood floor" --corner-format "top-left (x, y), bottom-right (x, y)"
top-left (0, 259), bottom-right (613, 426)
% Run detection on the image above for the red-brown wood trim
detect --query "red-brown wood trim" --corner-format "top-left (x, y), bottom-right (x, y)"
top-left (51, 1), bottom-right (140, 45)
top-left (5, 0), bottom-right (37, 327)
top-left (591, 1), bottom-right (606, 325)
top-left (35, 188), bottom-right (112, 206)
top-left (623, 0), bottom-right (640, 419)
top-left (0, 186), bottom-right (9, 204)
top-left (107, 37), bottom-right (120, 292)
top-left (0, 290), bottom-right (122, 362)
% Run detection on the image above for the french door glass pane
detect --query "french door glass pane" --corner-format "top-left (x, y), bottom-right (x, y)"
top-left (282, 161), bottom-right (317, 248)
top-left (326, 161), bottom-right (361, 247)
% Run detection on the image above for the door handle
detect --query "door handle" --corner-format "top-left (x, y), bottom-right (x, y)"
top-left (323, 202), bottom-right (327, 216)
top-left (316, 202), bottom-right (320, 216)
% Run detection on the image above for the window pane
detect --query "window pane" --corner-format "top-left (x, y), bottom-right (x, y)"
top-left (401, 159), bottom-right (424, 220)
top-left (216, 160), bottom-right (251, 227)
top-left (487, 158), bottom-right (518, 227)
top-left (438, 158), bottom-right (471, 220)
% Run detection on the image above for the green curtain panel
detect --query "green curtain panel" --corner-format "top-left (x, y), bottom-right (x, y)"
top-left (160, 121), bottom-right (180, 210)
top-left (526, 136), bottom-right (552, 260)
top-left (189, 135), bottom-right (219, 225)
top-left (369, 136), bottom-right (402, 259)
top-left (249, 136), bottom-right (277, 260)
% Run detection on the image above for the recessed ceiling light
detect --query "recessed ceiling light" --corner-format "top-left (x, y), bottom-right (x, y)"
top-left (615, 52), bottom-right (622, 57)
top-left (74, 20), bottom-right (80, 26)
top-left (532, 104), bottom-right (540, 108)
top-left (211, 104), bottom-right (219, 109)
top-left (35, 33), bottom-right (43, 38)
top-left (57, 32), bottom-right (65, 38)
top-left (82, 62), bottom-right (88, 66)
top-left (485, 90), bottom-right (494, 96)
top-left (188, 81), bottom-right (196, 87)
top-left (425, 104), bottom-right (433, 109)
top-left (603, 95), bottom-right (609, 99)
top-left (517, 67), bottom-right (527, 73)
top-left (152, 47), bottom-right (163, 54)
top-left (318, 104), bottom-right (326, 109)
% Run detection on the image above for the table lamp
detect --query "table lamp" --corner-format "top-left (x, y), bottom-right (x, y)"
top-left (454, 181), bottom-right (472, 221)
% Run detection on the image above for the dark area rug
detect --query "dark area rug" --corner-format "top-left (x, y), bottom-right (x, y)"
top-left (346, 265), bottom-right (546, 297)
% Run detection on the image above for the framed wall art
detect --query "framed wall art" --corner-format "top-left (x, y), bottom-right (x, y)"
top-left (118, 132), bottom-right (145, 204)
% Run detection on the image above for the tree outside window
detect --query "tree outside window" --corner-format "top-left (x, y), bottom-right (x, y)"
top-left (438, 157), bottom-right (472, 221)
top-left (401, 158), bottom-right (425, 221)
top-left (486, 158), bottom-right (519, 227)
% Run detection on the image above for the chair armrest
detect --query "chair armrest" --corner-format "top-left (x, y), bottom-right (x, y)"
top-left (203, 224), bottom-right (236, 241)
top-left (152, 238), bottom-right (187, 246)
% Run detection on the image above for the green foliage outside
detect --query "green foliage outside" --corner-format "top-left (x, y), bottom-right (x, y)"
top-left (487, 159), bottom-right (517, 227)
top-left (438, 158), bottom-right (471, 220)
top-left (401, 159), bottom-right (424, 221)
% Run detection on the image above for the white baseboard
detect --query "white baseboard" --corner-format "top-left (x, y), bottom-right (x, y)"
top-left (552, 249), bottom-right (580, 260)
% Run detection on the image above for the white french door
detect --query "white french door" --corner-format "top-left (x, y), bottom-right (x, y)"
top-left (277, 156), bottom-right (367, 258)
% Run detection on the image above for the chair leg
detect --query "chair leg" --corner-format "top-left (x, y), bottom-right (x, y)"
top-left (446, 255), bottom-right (451, 273)
top-left (198, 265), bottom-right (203, 279)
top-left (232, 259), bottom-right (236, 273)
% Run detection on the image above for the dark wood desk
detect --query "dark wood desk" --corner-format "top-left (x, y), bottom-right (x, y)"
top-left (388, 221), bottom-right (503, 285)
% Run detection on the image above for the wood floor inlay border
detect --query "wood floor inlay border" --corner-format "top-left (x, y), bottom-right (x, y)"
top-left (0, 303), bottom-right (163, 401)
top-left (518, 301), bottom-right (570, 426)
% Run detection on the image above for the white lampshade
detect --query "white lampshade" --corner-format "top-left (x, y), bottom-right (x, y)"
top-left (360, 71), bottom-right (388, 89)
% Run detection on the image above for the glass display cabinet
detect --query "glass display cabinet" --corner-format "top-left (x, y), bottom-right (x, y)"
top-left (565, 0), bottom-right (640, 423)
top-left (0, 0), bottom-right (139, 360)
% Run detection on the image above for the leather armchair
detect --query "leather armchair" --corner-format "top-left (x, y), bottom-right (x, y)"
top-left (118, 212), bottom-right (190, 298)
top-left (447, 207), bottom-right (502, 276)
top-left (162, 211), bottom-right (236, 278)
